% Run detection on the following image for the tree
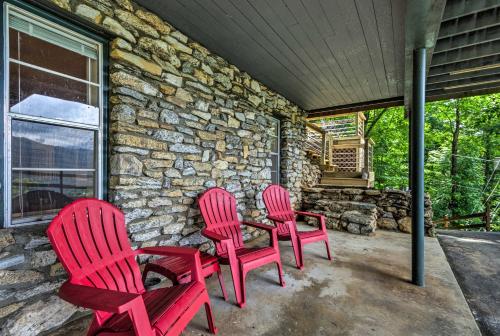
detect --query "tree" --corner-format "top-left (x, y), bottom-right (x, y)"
top-left (368, 93), bottom-right (500, 225)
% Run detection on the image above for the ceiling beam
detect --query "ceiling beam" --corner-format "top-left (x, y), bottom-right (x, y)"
top-left (427, 67), bottom-right (500, 84)
top-left (429, 54), bottom-right (500, 76)
top-left (431, 39), bottom-right (500, 66)
top-left (426, 84), bottom-right (500, 101)
top-left (427, 72), bottom-right (500, 90)
top-left (433, 25), bottom-right (500, 53)
top-left (438, 8), bottom-right (500, 39)
top-left (306, 97), bottom-right (404, 119)
top-left (442, 0), bottom-right (500, 21)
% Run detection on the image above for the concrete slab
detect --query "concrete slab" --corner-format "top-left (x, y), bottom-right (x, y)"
top-left (438, 230), bottom-right (500, 336)
top-left (48, 226), bottom-right (480, 336)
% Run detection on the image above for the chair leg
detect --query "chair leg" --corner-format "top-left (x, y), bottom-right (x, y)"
top-left (298, 240), bottom-right (305, 269)
top-left (204, 302), bottom-right (218, 334)
top-left (289, 235), bottom-right (303, 270)
top-left (216, 267), bottom-right (228, 301)
top-left (324, 239), bottom-right (333, 261)
top-left (141, 265), bottom-right (150, 284)
top-left (276, 261), bottom-right (285, 287)
top-left (239, 267), bottom-right (247, 308)
top-left (228, 261), bottom-right (243, 307)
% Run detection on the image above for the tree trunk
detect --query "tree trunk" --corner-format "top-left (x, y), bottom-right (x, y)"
top-left (448, 101), bottom-right (461, 215)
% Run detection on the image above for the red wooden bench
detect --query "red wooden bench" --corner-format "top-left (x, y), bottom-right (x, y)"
top-left (47, 199), bottom-right (217, 336)
top-left (199, 187), bottom-right (285, 308)
top-left (142, 252), bottom-right (228, 301)
top-left (263, 184), bottom-right (332, 269)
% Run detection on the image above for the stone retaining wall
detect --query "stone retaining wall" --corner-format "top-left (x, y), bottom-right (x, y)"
top-left (302, 187), bottom-right (434, 236)
top-left (0, 0), bottom-right (306, 333)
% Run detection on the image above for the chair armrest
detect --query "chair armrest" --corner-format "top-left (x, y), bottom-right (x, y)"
top-left (267, 215), bottom-right (286, 223)
top-left (294, 210), bottom-right (322, 218)
top-left (201, 229), bottom-right (231, 243)
top-left (59, 281), bottom-right (142, 314)
top-left (241, 221), bottom-right (278, 248)
top-left (137, 246), bottom-right (203, 283)
top-left (138, 246), bottom-right (198, 257)
top-left (294, 211), bottom-right (327, 231)
top-left (241, 221), bottom-right (275, 232)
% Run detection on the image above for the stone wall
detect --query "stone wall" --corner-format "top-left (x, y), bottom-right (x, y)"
top-left (302, 155), bottom-right (322, 188)
top-left (302, 187), bottom-right (434, 236)
top-left (0, 0), bottom-right (306, 334)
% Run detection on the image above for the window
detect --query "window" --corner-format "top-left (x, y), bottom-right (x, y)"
top-left (269, 117), bottom-right (280, 184)
top-left (3, 4), bottom-right (104, 226)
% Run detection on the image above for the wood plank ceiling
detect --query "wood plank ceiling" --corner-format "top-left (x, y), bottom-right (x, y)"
top-left (427, 0), bottom-right (500, 101)
top-left (136, 0), bottom-right (407, 111)
top-left (136, 0), bottom-right (500, 116)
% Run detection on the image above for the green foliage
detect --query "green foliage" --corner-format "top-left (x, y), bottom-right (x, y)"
top-left (367, 94), bottom-right (499, 226)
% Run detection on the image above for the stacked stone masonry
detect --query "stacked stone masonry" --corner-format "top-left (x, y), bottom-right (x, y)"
top-left (302, 187), bottom-right (434, 236)
top-left (0, 0), bottom-right (307, 334)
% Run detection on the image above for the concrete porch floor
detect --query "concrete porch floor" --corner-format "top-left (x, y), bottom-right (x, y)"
top-left (49, 226), bottom-right (480, 336)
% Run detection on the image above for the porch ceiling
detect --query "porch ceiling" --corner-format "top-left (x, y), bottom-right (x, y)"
top-left (136, 0), bottom-right (408, 111)
top-left (136, 0), bottom-right (499, 117)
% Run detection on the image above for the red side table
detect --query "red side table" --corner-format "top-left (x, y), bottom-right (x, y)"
top-left (143, 252), bottom-right (228, 301)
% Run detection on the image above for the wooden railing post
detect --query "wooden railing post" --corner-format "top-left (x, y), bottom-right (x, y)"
top-left (443, 215), bottom-right (449, 229)
top-left (328, 135), bottom-right (333, 168)
top-left (484, 203), bottom-right (491, 231)
top-left (320, 132), bottom-right (327, 165)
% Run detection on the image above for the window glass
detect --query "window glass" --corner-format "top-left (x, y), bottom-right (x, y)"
top-left (269, 117), bottom-right (280, 184)
top-left (4, 5), bottom-right (103, 226)
top-left (11, 171), bottom-right (95, 223)
top-left (9, 16), bottom-right (99, 81)
top-left (9, 56), bottom-right (99, 125)
top-left (11, 120), bottom-right (95, 169)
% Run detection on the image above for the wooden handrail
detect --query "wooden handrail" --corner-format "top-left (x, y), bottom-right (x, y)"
top-left (434, 212), bottom-right (486, 224)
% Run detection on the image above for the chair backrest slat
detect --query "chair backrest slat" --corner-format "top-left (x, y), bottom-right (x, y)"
top-left (47, 199), bottom-right (145, 295)
top-left (263, 185), bottom-right (296, 235)
top-left (199, 188), bottom-right (244, 255)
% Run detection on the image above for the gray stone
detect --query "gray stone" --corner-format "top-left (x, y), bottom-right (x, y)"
top-left (128, 215), bottom-right (174, 233)
top-left (31, 250), bottom-right (57, 267)
top-left (111, 104), bottom-right (136, 122)
top-left (162, 223), bottom-right (184, 235)
top-left (15, 281), bottom-right (63, 301)
top-left (103, 17), bottom-right (136, 43)
top-left (179, 232), bottom-right (209, 246)
top-left (125, 208), bottom-right (153, 223)
top-left (24, 236), bottom-right (49, 250)
top-left (159, 109), bottom-right (180, 124)
top-left (0, 270), bottom-right (44, 286)
top-left (170, 144), bottom-right (201, 154)
top-left (0, 254), bottom-right (25, 269)
top-left (111, 154), bottom-right (143, 176)
top-left (132, 230), bottom-right (160, 242)
top-left (153, 129), bottom-right (184, 143)
top-left (5, 296), bottom-right (77, 336)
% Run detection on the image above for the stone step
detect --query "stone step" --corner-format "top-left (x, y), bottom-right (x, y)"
top-left (319, 177), bottom-right (371, 187)
top-left (322, 171), bottom-right (362, 178)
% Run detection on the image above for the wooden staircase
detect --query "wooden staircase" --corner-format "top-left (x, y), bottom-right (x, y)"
top-left (320, 171), bottom-right (373, 187)
top-left (306, 112), bottom-right (375, 189)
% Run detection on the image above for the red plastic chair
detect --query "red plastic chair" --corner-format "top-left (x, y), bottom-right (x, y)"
top-left (46, 199), bottom-right (217, 336)
top-left (199, 187), bottom-right (285, 308)
top-left (263, 185), bottom-right (332, 270)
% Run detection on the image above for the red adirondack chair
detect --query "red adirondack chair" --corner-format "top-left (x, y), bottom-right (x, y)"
top-left (46, 199), bottom-right (217, 336)
top-left (263, 185), bottom-right (332, 270)
top-left (199, 187), bottom-right (285, 308)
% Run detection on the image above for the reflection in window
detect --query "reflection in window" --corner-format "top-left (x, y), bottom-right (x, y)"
top-left (5, 6), bottom-right (103, 226)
